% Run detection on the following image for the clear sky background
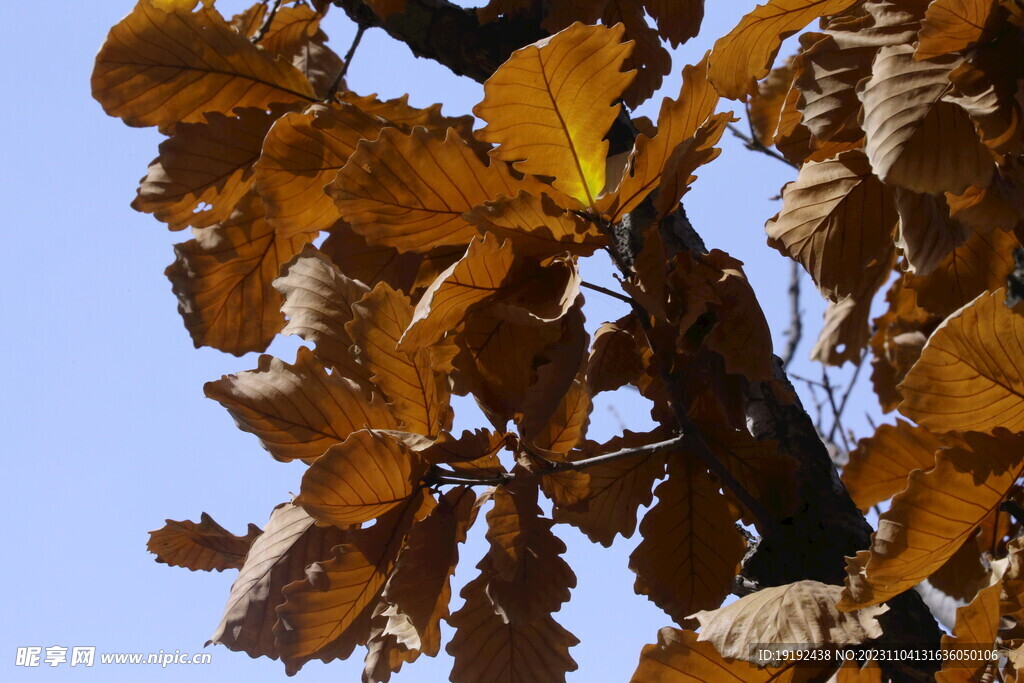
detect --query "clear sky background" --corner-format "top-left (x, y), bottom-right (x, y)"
top-left (2, 1), bottom-right (882, 681)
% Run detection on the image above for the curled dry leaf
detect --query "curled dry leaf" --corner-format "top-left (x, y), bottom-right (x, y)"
top-left (894, 189), bottom-right (972, 277)
top-left (841, 419), bottom-right (943, 513)
top-left (147, 512), bottom-right (260, 572)
top-left (474, 22), bottom-right (635, 208)
top-left (464, 191), bottom-right (605, 259)
top-left (692, 581), bottom-right (887, 662)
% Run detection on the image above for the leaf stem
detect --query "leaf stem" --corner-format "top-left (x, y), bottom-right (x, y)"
top-left (580, 280), bottom-right (635, 305)
top-left (251, 0), bottom-right (284, 43)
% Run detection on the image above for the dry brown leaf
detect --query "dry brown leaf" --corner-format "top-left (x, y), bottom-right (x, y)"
top-left (916, 0), bottom-right (997, 61)
top-left (841, 419), bottom-right (943, 513)
top-left (147, 512), bottom-right (260, 572)
top-left (276, 490), bottom-right (433, 673)
top-left (255, 103), bottom-right (384, 238)
top-left (653, 113), bottom-right (732, 218)
top-left (338, 91), bottom-right (475, 139)
top-left (749, 63), bottom-right (795, 147)
top-left (840, 431), bottom-right (1024, 609)
top-left (936, 583), bottom-right (1001, 681)
top-left (766, 150), bottom-right (899, 301)
top-left (209, 503), bottom-right (344, 659)
top-left (134, 106), bottom-right (287, 231)
top-left (464, 191), bottom-right (605, 259)
top-left (553, 429), bottom-right (671, 546)
top-left (320, 222), bottom-right (424, 292)
top-left (895, 189), bottom-right (972, 276)
top-left (446, 574), bottom-right (578, 683)
top-left (644, 0), bottom-right (705, 47)
top-left (296, 430), bottom-right (429, 527)
top-left (929, 534), bottom-right (990, 603)
top-left (347, 283), bottom-right (456, 436)
top-left (92, 0), bottom-right (315, 128)
top-left (330, 128), bottom-right (544, 252)
top-left (898, 289), bottom-right (1024, 434)
top-left (273, 245), bottom-right (370, 381)
top-left (602, 0), bottom-right (671, 109)
top-left (586, 316), bottom-right (645, 395)
top-left (422, 429), bottom-right (508, 476)
top-left (629, 455), bottom-right (745, 624)
top-left (708, 0), bottom-right (861, 100)
top-left (869, 274), bottom-right (939, 412)
top-left (692, 581), bottom-right (886, 662)
top-left (946, 179), bottom-right (1023, 233)
top-left (166, 193), bottom-right (312, 355)
top-left (474, 22), bottom-right (635, 207)
top-left (205, 347), bottom-right (397, 463)
top-left (399, 236), bottom-right (515, 352)
top-left (858, 44), bottom-right (993, 194)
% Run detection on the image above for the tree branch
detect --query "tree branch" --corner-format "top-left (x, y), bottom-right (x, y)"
top-left (581, 280), bottom-right (635, 305)
top-left (781, 261), bottom-right (802, 368)
top-left (325, 24), bottom-right (367, 101)
top-left (251, 0), bottom-right (284, 43)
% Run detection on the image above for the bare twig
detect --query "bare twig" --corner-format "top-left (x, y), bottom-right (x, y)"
top-left (781, 261), bottom-right (802, 368)
top-left (581, 280), bottom-right (635, 305)
top-left (821, 368), bottom-right (851, 452)
top-left (727, 123), bottom-right (798, 170)
top-left (325, 24), bottom-right (367, 101)
top-left (251, 0), bottom-right (284, 43)
top-left (830, 350), bottom-right (867, 443)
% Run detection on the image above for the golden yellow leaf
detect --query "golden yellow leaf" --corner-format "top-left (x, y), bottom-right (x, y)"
top-left (273, 245), bottom-right (371, 382)
top-left (692, 581), bottom-right (886, 662)
top-left (707, 0), bottom-right (861, 100)
top-left (600, 56), bottom-right (719, 221)
top-left (446, 574), bottom-right (578, 683)
top-left (147, 512), bottom-right (260, 572)
top-left (329, 128), bottom-right (543, 253)
top-left (553, 429), bottom-right (671, 546)
top-left (399, 235), bottom-right (516, 352)
top-left (858, 45), bottom-right (993, 194)
top-left (165, 194), bottom-right (312, 355)
top-left (209, 502), bottom-right (345, 659)
top-left (338, 91), bottom-right (475, 139)
top-left (205, 347), bottom-right (397, 463)
top-left (899, 289), bottom-right (1024, 434)
top-left (346, 283), bottom-right (456, 436)
top-left (464, 191), bottom-right (605, 259)
top-left (916, 0), bottom-right (997, 61)
top-left (134, 106), bottom-right (288, 231)
top-left (840, 431), bottom-right (1024, 609)
top-left (841, 419), bottom-right (943, 513)
top-left (255, 103), bottom-right (384, 238)
top-left (652, 113), bottom-right (732, 218)
top-left (766, 150), bottom-right (899, 302)
top-left (296, 430), bottom-right (429, 527)
top-left (935, 583), bottom-right (1001, 681)
top-left (276, 490), bottom-right (432, 672)
top-left (92, 0), bottom-right (315, 128)
top-left (474, 22), bottom-right (635, 208)
top-left (629, 455), bottom-right (745, 624)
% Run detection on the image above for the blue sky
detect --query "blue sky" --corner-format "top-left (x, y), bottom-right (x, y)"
top-left (2, 1), bottom-right (879, 681)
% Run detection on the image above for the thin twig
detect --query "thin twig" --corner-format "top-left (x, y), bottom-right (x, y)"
top-left (581, 280), bottom-right (635, 305)
top-left (325, 24), bottom-right (367, 101)
top-left (821, 367), bottom-right (851, 452)
top-left (781, 261), bottom-right (802, 369)
top-left (251, 0), bottom-right (284, 43)
top-left (830, 350), bottom-right (867, 442)
top-left (727, 123), bottom-right (798, 169)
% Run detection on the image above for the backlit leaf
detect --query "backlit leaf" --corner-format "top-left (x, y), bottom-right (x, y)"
top-left (916, 0), bottom-right (997, 61)
top-left (841, 419), bottom-right (943, 513)
top-left (464, 192), bottom-right (605, 259)
top-left (894, 189), bottom-right (972, 276)
top-left (936, 582), bottom-right (1001, 681)
top-left (148, 512), bottom-right (260, 572)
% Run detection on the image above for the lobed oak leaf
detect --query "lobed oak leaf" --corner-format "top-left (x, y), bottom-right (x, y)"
top-left (273, 245), bottom-right (371, 382)
top-left (894, 189), bottom-right (972, 277)
top-left (255, 102), bottom-right (385, 238)
top-left (518, 377), bottom-right (592, 506)
top-left (147, 512), bottom-right (260, 572)
top-left (629, 455), bottom-right (746, 625)
top-left (295, 429), bottom-right (429, 527)
top-left (898, 289), bottom-right (1024, 434)
top-left (587, 315), bottom-right (645, 395)
top-left (473, 22), bottom-right (635, 208)
top-left (92, 0), bottom-right (315, 129)
top-left (209, 503), bottom-right (345, 659)
top-left (399, 235), bottom-right (516, 352)
top-left (916, 0), bottom-right (998, 61)
top-left (765, 150), bottom-right (899, 302)
top-left (692, 581), bottom-right (887, 662)
top-left (166, 193), bottom-right (313, 356)
top-left (347, 283), bottom-right (457, 436)
top-left (707, 0), bottom-right (862, 100)
top-left (840, 431), bottom-right (1024, 609)
top-left (841, 419), bottom-right (943, 513)
top-left (643, 0), bottom-right (705, 47)
top-left (602, 0), bottom-right (671, 108)
top-left (446, 574), bottom-right (578, 683)
top-left (464, 191), bottom-right (606, 259)
top-left (134, 106), bottom-right (290, 231)
top-left (858, 44), bottom-right (993, 195)
top-left (329, 127), bottom-right (546, 253)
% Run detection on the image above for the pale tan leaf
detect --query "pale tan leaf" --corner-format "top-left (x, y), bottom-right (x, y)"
top-left (749, 63), bottom-right (795, 147)
top-left (840, 431), bottom-right (1024, 609)
top-left (895, 189), bottom-right (972, 276)
top-left (148, 512), bottom-right (260, 572)
top-left (766, 150), bottom-right (899, 301)
top-left (205, 347), bottom-right (396, 463)
top-left (166, 194), bottom-right (312, 355)
top-left (898, 289), bottom-right (1024, 434)
top-left (474, 22), bottom-right (635, 207)
top-left (209, 503), bottom-right (344, 659)
top-left (916, 0), bottom-right (997, 61)
top-left (296, 430), bottom-right (429, 527)
top-left (693, 581), bottom-right (886, 662)
top-left (255, 103), bottom-right (384, 238)
top-left (841, 419), bottom-right (943, 513)
top-left (92, 0), bottom-right (315, 128)
top-left (707, 0), bottom-right (861, 100)
top-left (858, 45), bottom-right (993, 194)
